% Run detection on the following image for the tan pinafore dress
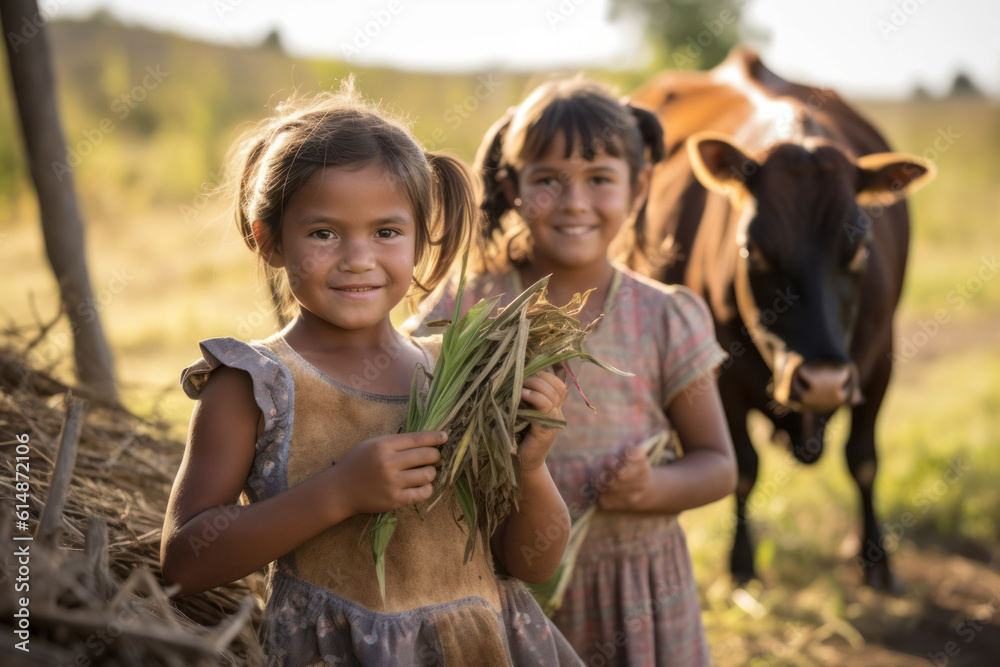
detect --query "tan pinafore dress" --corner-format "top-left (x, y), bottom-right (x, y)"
top-left (181, 333), bottom-right (583, 666)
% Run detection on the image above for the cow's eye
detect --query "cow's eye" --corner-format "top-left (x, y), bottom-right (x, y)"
top-left (847, 242), bottom-right (870, 272)
top-left (740, 238), bottom-right (772, 271)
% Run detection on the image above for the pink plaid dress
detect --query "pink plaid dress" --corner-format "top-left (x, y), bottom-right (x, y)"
top-left (407, 264), bottom-right (726, 667)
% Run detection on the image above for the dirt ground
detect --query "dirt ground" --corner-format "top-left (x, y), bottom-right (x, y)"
top-left (705, 537), bottom-right (1000, 667)
top-left (821, 316), bottom-right (1000, 666)
top-left (824, 541), bottom-right (1000, 666)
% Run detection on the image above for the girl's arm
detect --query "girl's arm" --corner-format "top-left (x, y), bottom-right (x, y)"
top-left (491, 464), bottom-right (570, 584)
top-left (598, 372), bottom-right (737, 513)
top-left (490, 371), bottom-right (571, 584)
top-left (160, 366), bottom-right (444, 594)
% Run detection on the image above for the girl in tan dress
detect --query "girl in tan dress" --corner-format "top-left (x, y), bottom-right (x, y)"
top-left (160, 85), bottom-right (583, 666)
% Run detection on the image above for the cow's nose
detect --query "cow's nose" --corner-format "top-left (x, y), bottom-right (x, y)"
top-left (791, 364), bottom-right (852, 412)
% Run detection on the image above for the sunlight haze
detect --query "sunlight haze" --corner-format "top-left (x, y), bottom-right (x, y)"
top-left (47, 0), bottom-right (1000, 98)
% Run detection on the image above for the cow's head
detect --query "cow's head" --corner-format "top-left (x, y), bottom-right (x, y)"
top-left (686, 132), bottom-right (934, 415)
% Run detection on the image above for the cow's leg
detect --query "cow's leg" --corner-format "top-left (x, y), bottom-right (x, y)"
top-left (845, 353), bottom-right (900, 594)
top-left (725, 397), bottom-right (757, 584)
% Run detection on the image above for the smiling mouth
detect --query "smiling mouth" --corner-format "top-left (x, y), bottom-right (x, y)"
top-left (334, 286), bottom-right (379, 292)
top-left (555, 226), bottom-right (596, 236)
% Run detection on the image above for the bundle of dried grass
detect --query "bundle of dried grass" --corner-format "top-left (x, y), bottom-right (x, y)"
top-left (368, 265), bottom-right (629, 597)
top-left (0, 342), bottom-right (263, 665)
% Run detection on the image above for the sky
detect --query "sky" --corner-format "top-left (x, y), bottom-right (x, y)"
top-left (45, 0), bottom-right (1000, 98)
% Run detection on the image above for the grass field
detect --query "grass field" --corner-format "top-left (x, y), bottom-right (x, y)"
top-left (3, 46), bottom-right (999, 663)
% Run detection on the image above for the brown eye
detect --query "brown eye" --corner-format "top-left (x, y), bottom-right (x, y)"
top-left (740, 238), bottom-right (772, 271)
top-left (847, 241), bottom-right (870, 272)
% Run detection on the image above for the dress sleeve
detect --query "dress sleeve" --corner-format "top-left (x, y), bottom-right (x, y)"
top-left (660, 286), bottom-right (728, 408)
top-left (180, 337), bottom-right (293, 452)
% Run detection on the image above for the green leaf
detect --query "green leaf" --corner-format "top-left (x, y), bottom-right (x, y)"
top-left (492, 275), bottom-right (550, 329)
top-left (449, 420), bottom-right (477, 484)
top-left (452, 247), bottom-right (471, 323)
top-left (454, 476), bottom-right (478, 562)
top-left (369, 513), bottom-right (398, 601)
top-left (575, 353), bottom-right (634, 377)
top-left (527, 504), bottom-right (596, 616)
top-left (509, 309), bottom-right (530, 433)
top-left (517, 408), bottom-right (568, 430)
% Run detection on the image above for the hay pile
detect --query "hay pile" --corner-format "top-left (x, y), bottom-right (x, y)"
top-left (0, 342), bottom-right (264, 665)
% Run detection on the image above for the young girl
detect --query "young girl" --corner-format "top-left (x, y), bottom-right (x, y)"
top-left (160, 86), bottom-right (585, 666)
top-left (407, 79), bottom-right (737, 666)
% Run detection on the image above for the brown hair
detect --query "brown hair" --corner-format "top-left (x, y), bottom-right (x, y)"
top-left (231, 81), bottom-right (474, 322)
top-left (473, 77), bottom-right (665, 272)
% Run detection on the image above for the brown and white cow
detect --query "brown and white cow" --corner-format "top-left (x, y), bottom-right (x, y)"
top-left (626, 47), bottom-right (935, 591)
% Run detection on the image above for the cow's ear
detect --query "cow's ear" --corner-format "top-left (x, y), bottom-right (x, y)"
top-left (687, 132), bottom-right (759, 200)
top-left (855, 152), bottom-right (936, 207)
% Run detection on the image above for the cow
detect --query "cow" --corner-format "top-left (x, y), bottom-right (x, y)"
top-left (625, 46), bottom-right (935, 592)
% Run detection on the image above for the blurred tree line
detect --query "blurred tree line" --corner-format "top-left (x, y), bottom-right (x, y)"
top-left (1, 15), bottom-right (538, 226)
top-left (0, 2), bottom-right (750, 227)
top-left (610, 0), bottom-right (748, 70)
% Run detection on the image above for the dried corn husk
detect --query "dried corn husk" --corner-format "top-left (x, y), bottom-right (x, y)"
top-left (367, 258), bottom-right (630, 599)
top-left (527, 430), bottom-right (675, 616)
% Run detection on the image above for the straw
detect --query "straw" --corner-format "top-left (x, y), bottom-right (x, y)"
top-left (367, 256), bottom-right (631, 599)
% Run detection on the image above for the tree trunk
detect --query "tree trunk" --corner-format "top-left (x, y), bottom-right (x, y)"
top-left (2, 0), bottom-right (118, 401)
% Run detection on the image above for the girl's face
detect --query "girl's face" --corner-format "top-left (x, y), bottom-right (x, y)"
top-left (511, 132), bottom-right (647, 272)
top-left (268, 164), bottom-right (416, 335)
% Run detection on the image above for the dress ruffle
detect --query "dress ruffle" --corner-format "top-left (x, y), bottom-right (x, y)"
top-left (261, 569), bottom-right (581, 666)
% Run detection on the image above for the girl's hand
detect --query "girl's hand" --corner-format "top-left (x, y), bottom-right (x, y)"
top-left (335, 431), bottom-right (446, 516)
top-left (597, 445), bottom-right (655, 511)
top-left (519, 370), bottom-right (569, 472)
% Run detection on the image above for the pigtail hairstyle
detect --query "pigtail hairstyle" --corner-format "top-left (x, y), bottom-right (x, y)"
top-left (617, 102), bottom-right (667, 272)
top-left (471, 107), bottom-right (520, 273)
top-left (235, 137), bottom-right (270, 254)
top-left (629, 103), bottom-right (666, 165)
top-left (415, 151), bottom-right (477, 296)
top-left (232, 122), bottom-right (298, 324)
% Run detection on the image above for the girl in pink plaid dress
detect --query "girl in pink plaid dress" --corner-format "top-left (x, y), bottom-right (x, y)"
top-left (408, 79), bottom-right (737, 666)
